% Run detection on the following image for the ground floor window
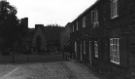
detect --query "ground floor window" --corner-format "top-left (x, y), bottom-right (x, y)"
top-left (74, 41), bottom-right (77, 57)
top-left (94, 41), bottom-right (99, 58)
top-left (110, 38), bottom-right (120, 65)
top-left (89, 41), bottom-right (92, 64)
top-left (83, 40), bottom-right (86, 54)
top-left (80, 42), bottom-right (83, 61)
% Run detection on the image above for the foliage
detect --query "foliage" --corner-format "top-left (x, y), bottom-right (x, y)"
top-left (0, 0), bottom-right (19, 50)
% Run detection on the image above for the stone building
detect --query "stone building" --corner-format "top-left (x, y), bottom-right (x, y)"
top-left (32, 24), bottom-right (64, 54)
top-left (32, 24), bottom-right (47, 54)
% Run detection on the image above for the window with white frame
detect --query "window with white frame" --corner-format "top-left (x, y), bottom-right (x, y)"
top-left (110, 38), bottom-right (120, 65)
top-left (94, 41), bottom-right (98, 58)
top-left (82, 17), bottom-right (86, 28)
top-left (76, 21), bottom-right (79, 31)
top-left (83, 40), bottom-right (86, 54)
top-left (111, 0), bottom-right (119, 19)
top-left (74, 41), bottom-right (77, 57)
top-left (91, 9), bottom-right (99, 28)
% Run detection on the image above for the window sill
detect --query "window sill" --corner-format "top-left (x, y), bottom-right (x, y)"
top-left (111, 15), bottom-right (119, 19)
top-left (110, 60), bottom-right (120, 65)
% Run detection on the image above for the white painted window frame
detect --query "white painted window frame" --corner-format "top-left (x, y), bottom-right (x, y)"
top-left (91, 9), bottom-right (99, 28)
top-left (94, 41), bottom-right (99, 58)
top-left (76, 21), bottom-right (79, 31)
top-left (74, 41), bottom-right (77, 57)
top-left (83, 40), bottom-right (86, 54)
top-left (111, 0), bottom-right (119, 19)
top-left (110, 38), bottom-right (120, 65)
top-left (82, 17), bottom-right (86, 28)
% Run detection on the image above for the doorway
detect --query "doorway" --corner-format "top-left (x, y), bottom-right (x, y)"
top-left (89, 41), bottom-right (92, 65)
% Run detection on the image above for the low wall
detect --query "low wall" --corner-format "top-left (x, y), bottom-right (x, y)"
top-left (0, 56), bottom-right (13, 63)
top-left (0, 54), bottom-right (63, 63)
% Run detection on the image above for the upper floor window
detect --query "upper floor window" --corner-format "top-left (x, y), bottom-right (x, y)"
top-left (94, 41), bottom-right (99, 58)
top-left (82, 17), bottom-right (86, 28)
top-left (91, 9), bottom-right (99, 28)
top-left (110, 38), bottom-right (120, 65)
top-left (111, 0), bottom-right (119, 19)
top-left (76, 21), bottom-right (79, 31)
top-left (72, 25), bottom-right (74, 32)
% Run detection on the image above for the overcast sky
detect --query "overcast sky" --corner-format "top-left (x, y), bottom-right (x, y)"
top-left (7, 0), bottom-right (97, 28)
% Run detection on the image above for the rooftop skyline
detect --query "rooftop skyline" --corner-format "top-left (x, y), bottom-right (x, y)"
top-left (7, 0), bottom-right (97, 28)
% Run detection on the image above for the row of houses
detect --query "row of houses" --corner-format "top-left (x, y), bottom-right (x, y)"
top-left (61, 0), bottom-right (135, 78)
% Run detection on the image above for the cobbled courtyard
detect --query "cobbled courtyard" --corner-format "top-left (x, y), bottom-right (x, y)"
top-left (0, 61), bottom-right (100, 79)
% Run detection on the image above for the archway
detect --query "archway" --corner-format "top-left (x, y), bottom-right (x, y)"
top-left (32, 29), bottom-right (47, 54)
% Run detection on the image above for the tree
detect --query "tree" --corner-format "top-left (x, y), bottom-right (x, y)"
top-left (0, 0), bottom-right (19, 51)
